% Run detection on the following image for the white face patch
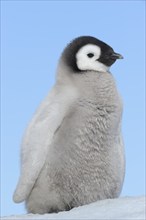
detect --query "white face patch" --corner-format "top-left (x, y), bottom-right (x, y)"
top-left (76, 44), bottom-right (109, 73)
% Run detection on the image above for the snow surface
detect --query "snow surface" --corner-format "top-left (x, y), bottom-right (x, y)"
top-left (2, 196), bottom-right (145, 220)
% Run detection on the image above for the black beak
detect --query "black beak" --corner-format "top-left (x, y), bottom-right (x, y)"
top-left (111, 52), bottom-right (124, 59)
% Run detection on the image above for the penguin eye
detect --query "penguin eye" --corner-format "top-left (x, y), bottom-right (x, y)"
top-left (87, 53), bottom-right (94, 58)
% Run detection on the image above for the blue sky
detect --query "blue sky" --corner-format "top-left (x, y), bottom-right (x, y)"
top-left (1, 0), bottom-right (145, 216)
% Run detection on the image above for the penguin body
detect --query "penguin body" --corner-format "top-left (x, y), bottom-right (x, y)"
top-left (13, 36), bottom-right (125, 214)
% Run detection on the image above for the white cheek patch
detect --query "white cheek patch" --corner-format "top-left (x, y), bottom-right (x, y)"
top-left (76, 44), bottom-right (109, 73)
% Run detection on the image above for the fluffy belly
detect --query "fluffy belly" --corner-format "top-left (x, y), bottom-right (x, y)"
top-left (26, 106), bottom-right (125, 214)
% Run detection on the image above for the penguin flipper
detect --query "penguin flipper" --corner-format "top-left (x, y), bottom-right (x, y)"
top-left (13, 85), bottom-right (78, 203)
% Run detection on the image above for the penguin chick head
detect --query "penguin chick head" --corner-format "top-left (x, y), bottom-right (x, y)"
top-left (62, 36), bottom-right (123, 73)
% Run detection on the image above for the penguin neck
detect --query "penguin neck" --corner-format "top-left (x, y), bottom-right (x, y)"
top-left (56, 59), bottom-right (118, 103)
top-left (56, 59), bottom-right (77, 86)
top-left (73, 69), bottom-right (114, 90)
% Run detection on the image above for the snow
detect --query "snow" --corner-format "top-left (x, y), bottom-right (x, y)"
top-left (2, 196), bottom-right (145, 220)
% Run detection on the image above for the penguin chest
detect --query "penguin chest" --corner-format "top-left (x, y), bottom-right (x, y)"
top-left (48, 100), bottom-right (124, 195)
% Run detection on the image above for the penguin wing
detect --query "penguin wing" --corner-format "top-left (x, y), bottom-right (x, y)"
top-left (13, 85), bottom-right (78, 203)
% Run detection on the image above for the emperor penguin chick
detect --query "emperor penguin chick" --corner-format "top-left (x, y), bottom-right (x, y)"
top-left (13, 36), bottom-right (125, 214)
